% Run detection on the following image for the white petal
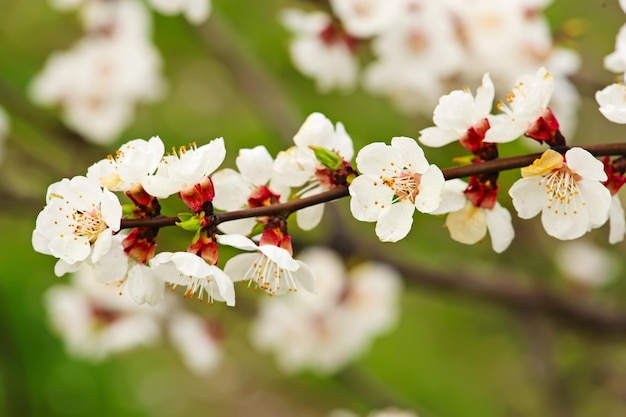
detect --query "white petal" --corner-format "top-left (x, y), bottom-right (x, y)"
top-left (211, 169), bottom-right (251, 210)
top-left (223, 253), bottom-right (259, 282)
top-left (258, 245), bottom-right (300, 270)
top-left (236, 146), bottom-right (274, 186)
top-left (565, 148), bottom-right (607, 182)
top-left (390, 136), bottom-right (429, 173)
top-left (474, 73), bottom-right (495, 118)
top-left (445, 202), bottom-right (487, 245)
top-left (293, 261), bottom-right (316, 293)
top-left (349, 175), bottom-right (392, 222)
top-left (200, 137), bottom-right (227, 176)
top-left (48, 235), bottom-right (91, 264)
top-left (577, 179), bottom-right (611, 227)
top-left (486, 204), bottom-right (515, 253)
top-left (509, 177), bottom-right (547, 219)
top-left (430, 179), bottom-right (467, 215)
top-left (209, 266), bottom-right (236, 306)
top-left (374, 201), bottom-right (414, 242)
top-left (355, 142), bottom-right (402, 175)
top-left (419, 126), bottom-right (463, 148)
top-left (432, 90), bottom-right (475, 130)
top-left (101, 188), bottom-right (122, 231)
top-left (297, 203), bottom-right (325, 231)
top-left (91, 229), bottom-right (113, 263)
top-left (483, 115), bottom-right (528, 143)
top-left (541, 203), bottom-right (589, 240)
top-left (293, 112), bottom-right (336, 149)
top-left (216, 234), bottom-right (258, 251)
top-left (414, 165), bottom-right (444, 213)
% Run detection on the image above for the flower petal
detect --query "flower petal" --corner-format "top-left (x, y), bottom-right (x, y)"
top-left (374, 200), bottom-right (414, 242)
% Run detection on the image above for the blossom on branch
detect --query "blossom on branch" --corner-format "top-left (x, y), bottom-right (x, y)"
top-left (142, 138), bottom-right (225, 211)
top-left (274, 112), bottom-right (355, 230)
top-left (509, 148), bottom-right (611, 240)
top-left (32, 176), bottom-right (122, 273)
top-left (419, 72), bottom-right (494, 152)
top-left (349, 137), bottom-right (444, 242)
top-left (151, 251), bottom-right (235, 306)
top-left (219, 234), bottom-right (315, 296)
top-left (483, 67), bottom-right (559, 144)
top-left (431, 179), bottom-right (514, 253)
top-left (147, 0), bottom-right (211, 25)
top-left (87, 136), bottom-right (165, 192)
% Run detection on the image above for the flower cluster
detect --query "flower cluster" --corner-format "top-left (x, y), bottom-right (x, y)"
top-left (342, 66), bottom-right (626, 250)
top-left (45, 264), bottom-right (223, 374)
top-left (30, 0), bottom-right (211, 145)
top-left (281, 0), bottom-right (580, 134)
top-left (250, 247), bottom-right (402, 374)
top-left (33, 113), bottom-right (362, 309)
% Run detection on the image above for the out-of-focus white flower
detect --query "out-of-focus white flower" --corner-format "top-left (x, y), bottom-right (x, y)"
top-left (329, 0), bottom-right (403, 38)
top-left (509, 148), bottom-right (611, 240)
top-left (431, 179), bottom-right (514, 253)
top-left (363, 2), bottom-right (464, 114)
top-left (32, 176), bottom-right (122, 271)
top-left (596, 83), bottom-right (626, 124)
top-left (484, 67), bottom-right (555, 144)
top-left (250, 247), bottom-right (402, 374)
top-left (167, 311), bottom-right (222, 375)
top-left (608, 194), bottom-right (626, 244)
top-left (349, 137), bottom-right (444, 242)
top-left (273, 112), bottom-right (354, 230)
top-left (30, 0), bottom-right (164, 144)
top-left (147, 0), bottom-right (211, 25)
top-left (281, 9), bottom-right (359, 93)
top-left (151, 251), bottom-right (235, 306)
top-left (87, 136), bottom-right (164, 192)
top-left (44, 264), bottom-right (162, 361)
top-left (219, 234), bottom-right (315, 296)
top-left (554, 240), bottom-right (618, 287)
top-left (419, 73), bottom-right (494, 151)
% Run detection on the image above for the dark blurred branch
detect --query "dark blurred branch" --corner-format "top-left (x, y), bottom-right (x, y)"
top-left (323, 213), bottom-right (626, 337)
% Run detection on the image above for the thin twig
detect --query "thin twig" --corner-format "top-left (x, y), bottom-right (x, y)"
top-left (119, 141), bottom-right (626, 230)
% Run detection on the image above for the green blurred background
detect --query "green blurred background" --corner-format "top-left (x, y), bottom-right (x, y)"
top-left (2, 1), bottom-right (626, 416)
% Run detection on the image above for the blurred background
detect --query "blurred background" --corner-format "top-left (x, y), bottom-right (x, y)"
top-left (2, 1), bottom-right (626, 416)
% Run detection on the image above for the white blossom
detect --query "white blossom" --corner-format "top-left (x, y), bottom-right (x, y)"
top-left (349, 137), bottom-right (444, 242)
top-left (431, 180), bottom-right (514, 253)
top-left (484, 67), bottom-right (555, 143)
top-left (250, 247), bottom-right (402, 374)
top-left (151, 251), bottom-right (235, 306)
top-left (509, 148), bottom-right (611, 240)
top-left (281, 9), bottom-right (358, 92)
top-left (87, 136), bottom-right (165, 192)
top-left (141, 137), bottom-right (226, 199)
top-left (419, 73), bottom-right (494, 149)
top-left (167, 311), bottom-right (222, 375)
top-left (596, 83), bottom-right (626, 124)
top-left (32, 176), bottom-right (122, 269)
top-left (147, 0), bottom-right (211, 25)
top-left (44, 264), bottom-right (162, 361)
top-left (219, 234), bottom-right (315, 296)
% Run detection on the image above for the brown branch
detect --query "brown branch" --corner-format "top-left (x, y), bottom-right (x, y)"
top-left (120, 142), bottom-right (626, 230)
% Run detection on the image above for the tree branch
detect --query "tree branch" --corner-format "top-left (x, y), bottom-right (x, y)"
top-left (119, 142), bottom-right (626, 230)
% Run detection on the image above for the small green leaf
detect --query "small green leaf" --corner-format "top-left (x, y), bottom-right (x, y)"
top-left (176, 212), bottom-right (202, 231)
top-left (310, 146), bottom-right (343, 170)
